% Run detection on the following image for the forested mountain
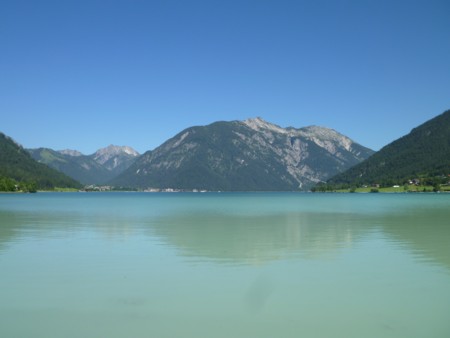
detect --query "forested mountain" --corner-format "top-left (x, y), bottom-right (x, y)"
top-left (28, 148), bottom-right (110, 185)
top-left (0, 132), bottom-right (81, 191)
top-left (326, 109), bottom-right (450, 187)
top-left (111, 118), bottom-right (374, 191)
top-left (28, 145), bottom-right (139, 185)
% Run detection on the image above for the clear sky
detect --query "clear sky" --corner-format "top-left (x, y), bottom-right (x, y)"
top-left (1, 0), bottom-right (449, 154)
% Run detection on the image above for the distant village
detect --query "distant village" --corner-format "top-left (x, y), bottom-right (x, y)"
top-left (81, 185), bottom-right (209, 193)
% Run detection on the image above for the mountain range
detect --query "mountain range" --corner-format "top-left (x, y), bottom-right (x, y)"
top-left (111, 118), bottom-right (374, 191)
top-left (2, 110), bottom-right (448, 192)
top-left (28, 145), bottom-right (140, 185)
top-left (0, 133), bottom-right (80, 191)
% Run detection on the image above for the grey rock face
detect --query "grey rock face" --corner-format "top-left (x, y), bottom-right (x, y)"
top-left (113, 118), bottom-right (374, 190)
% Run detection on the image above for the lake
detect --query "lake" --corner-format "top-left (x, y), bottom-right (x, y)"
top-left (0, 192), bottom-right (449, 337)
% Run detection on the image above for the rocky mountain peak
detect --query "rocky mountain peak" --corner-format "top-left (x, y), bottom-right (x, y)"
top-left (93, 145), bottom-right (139, 163)
top-left (243, 117), bottom-right (287, 134)
top-left (112, 118), bottom-right (374, 190)
top-left (297, 126), bottom-right (353, 152)
top-left (28, 144), bottom-right (140, 185)
top-left (242, 119), bottom-right (354, 152)
top-left (91, 145), bottom-right (140, 172)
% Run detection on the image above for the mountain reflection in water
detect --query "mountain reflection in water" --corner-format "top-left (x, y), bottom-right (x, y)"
top-left (1, 193), bottom-right (450, 338)
top-left (0, 193), bottom-right (449, 270)
top-left (147, 211), bottom-right (369, 264)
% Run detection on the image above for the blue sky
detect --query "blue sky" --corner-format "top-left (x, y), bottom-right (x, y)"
top-left (1, 0), bottom-right (449, 154)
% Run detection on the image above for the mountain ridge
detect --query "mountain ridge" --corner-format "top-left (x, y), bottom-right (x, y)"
top-left (28, 145), bottom-right (140, 185)
top-left (111, 118), bottom-right (374, 190)
top-left (6, 111), bottom-right (448, 192)
top-left (0, 132), bottom-right (81, 191)
top-left (325, 109), bottom-right (450, 187)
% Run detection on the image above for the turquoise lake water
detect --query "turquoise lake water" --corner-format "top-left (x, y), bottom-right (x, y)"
top-left (0, 192), bottom-right (449, 337)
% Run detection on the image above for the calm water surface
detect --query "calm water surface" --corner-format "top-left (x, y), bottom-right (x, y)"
top-left (0, 192), bottom-right (449, 337)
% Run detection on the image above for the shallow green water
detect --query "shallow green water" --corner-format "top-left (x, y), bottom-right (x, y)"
top-left (0, 192), bottom-right (449, 337)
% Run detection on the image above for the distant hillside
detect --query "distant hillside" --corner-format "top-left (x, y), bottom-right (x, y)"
top-left (111, 118), bottom-right (374, 191)
top-left (326, 109), bottom-right (450, 187)
top-left (0, 132), bottom-right (81, 191)
top-left (28, 145), bottom-right (140, 185)
top-left (28, 148), bottom-right (110, 185)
